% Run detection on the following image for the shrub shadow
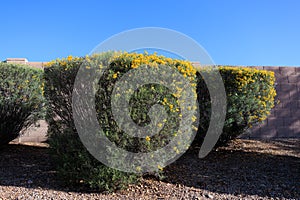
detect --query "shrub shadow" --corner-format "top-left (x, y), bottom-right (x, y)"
top-left (0, 141), bottom-right (299, 199)
top-left (163, 140), bottom-right (300, 199)
top-left (0, 144), bottom-right (97, 193)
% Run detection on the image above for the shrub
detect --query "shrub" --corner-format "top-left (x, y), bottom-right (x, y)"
top-left (44, 53), bottom-right (137, 191)
top-left (97, 52), bottom-right (198, 153)
top-left (45, 52), bottom-right (198, 191)
top-left (0, 63), bottom-right (45, 146)
top-left (195, 66), bottom-right (276, 147)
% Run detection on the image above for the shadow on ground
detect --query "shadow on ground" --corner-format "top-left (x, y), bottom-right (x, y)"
top-left (0, 144), bottom-right (60, 190)
top-left (0, 140), bottom-right (299, 199)
top-left (163, 139), bottom-right (300, 199)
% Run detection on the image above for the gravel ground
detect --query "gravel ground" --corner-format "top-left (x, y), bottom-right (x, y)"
top-left (0, 139), bottom-right (299, 200)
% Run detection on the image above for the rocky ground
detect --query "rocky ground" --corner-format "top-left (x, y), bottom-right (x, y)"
top-left (0, 139), bottom-right (299, 200)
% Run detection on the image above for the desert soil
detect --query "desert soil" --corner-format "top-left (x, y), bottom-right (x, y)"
top-left (0, 139), bottom-right (299, 200)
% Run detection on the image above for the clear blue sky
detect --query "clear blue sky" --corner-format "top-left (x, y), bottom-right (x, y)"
top-left (1, 0), bottom-right (299, 66)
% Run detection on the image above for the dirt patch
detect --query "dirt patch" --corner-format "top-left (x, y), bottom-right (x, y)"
top-left (0, 139), bottom-right (299, 199)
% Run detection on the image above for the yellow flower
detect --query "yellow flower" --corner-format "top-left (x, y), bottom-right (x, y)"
top-left (112, 73), bottom-right (118, 79)
top-left (145, 136), bottom-right (151, 142)
top-left (192, 125), bottom-right (198, 131)
top-left (173, 146), bottom-right (180, 154)
top-left (85, 66), bottom-right (91, 69)
top-left (61, 61), bottom-right (67, 66)
top-left (192, 115), bottom-right (197, 122)
top-left (67, 55), bottom-right (73, 61)
top-left (157, 165), bottom-right (163, 171)
top-left (136, 166), bottom-right (141, 172)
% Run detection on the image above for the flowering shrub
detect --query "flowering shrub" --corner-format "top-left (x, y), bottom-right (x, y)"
top-left (97, 52), bottom-right (198, 152)
top-left (45, 52), bottom-right (198, 191)
top-left (45, 53), bottom-right (138, 191)
top-left (195, 66), bottom-right (276, 147)
top-left (45, 52), bottom-right (276, 190)
top-left (96, 52), bottom-right (198, 173)
top-left (0, 63), bottom-right (45, 146)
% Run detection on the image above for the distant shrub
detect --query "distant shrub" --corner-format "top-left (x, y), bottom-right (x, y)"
top-left (195, 66), bottom-right (276, 147)
top-left (0, 63), bottom-right (45, 146)
top-left (45, 52), bottom-right (198, 191)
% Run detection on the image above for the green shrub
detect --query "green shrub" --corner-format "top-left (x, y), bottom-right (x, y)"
top-left (0, 63), bottom-right (45, 146)
top-left (96, 52), bottom-right (198, 154)
top-left (195, 66), bottom-right (276, 147)
top-left (44, 53), bottom-right (135, 191)
top-left (45, 52), bottom-right (198, 191)
top-left (45, 53), bottom-right (138, 191)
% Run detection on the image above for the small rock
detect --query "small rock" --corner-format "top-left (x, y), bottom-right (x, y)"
top-left (192, 195), bottom-right (199, 200)
top-left (204, 193), bottom-right (214, 199)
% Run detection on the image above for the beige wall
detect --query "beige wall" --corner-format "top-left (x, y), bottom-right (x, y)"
top-left (245, 66), bottom-right (300, 139)
top-left (4, 58), bottom-right (46, 69)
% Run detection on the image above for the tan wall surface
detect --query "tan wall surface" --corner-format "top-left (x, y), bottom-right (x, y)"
top-left (244, 66), bottom-right (300, 139)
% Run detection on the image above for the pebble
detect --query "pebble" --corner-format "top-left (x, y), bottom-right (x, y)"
top-left (204, 193), bottom-right (214, 199)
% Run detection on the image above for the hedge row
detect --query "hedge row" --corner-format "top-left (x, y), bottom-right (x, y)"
top-left (44, 53), bottom-right (276, 191)
top-left (0, 52), bottom-right (276, 192)
top-left (44, 52), bottom-right (198, 191)
top-left (0, 63), bottom-right (45, 146)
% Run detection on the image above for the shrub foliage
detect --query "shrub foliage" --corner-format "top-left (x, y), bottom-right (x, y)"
top-left (0, 63), bottom-right (44, 146)
top-left (44, 53), bottom-right (138, 191)
top-left (96, 52), bottom-right (198, 153)
top-left (195, 66), bottom-right (276, 147)
top-left (45, 52), bottom-right (198, 191)
top-left (45, 52), bottom-right (276, 191)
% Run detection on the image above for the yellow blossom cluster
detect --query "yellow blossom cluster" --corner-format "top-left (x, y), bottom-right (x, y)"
top-left (44, 55), bottom-right (82, 69)
top-left (45, 52), bottom-right (200, 158)
top-left (219, 66), bottom-right (276, 125)
top-left (114, 52), bottom-right (197, 83)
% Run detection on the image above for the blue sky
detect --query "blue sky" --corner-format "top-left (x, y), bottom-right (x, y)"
top-left (0, 0), bottom-right (299, 66)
